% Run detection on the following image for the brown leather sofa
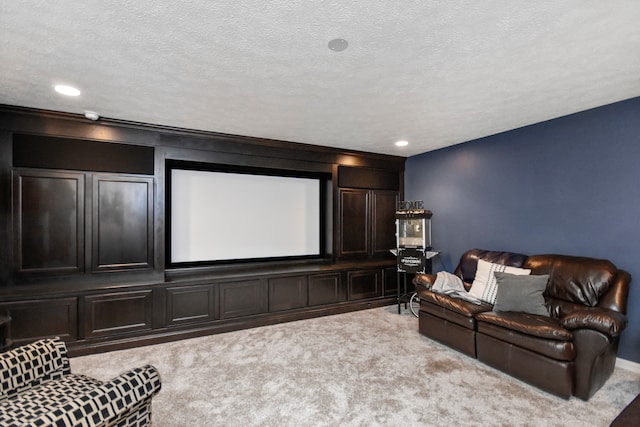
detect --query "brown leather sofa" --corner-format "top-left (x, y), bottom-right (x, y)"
top-left (413, 249), bottom-right (631, 400)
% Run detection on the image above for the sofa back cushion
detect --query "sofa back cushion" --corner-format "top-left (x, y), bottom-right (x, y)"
top-left (454, 249), bottom-right (529, 284)
top-left (524, 255), bottom-right (617, 307)
top-left (0, 337), bottom-right (70, 399)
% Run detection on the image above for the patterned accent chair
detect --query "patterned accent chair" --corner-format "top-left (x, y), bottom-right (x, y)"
top-left (0, 337), bottom-right (161, 426)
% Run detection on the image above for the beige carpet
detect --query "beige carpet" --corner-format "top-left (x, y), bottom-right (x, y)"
top-left (72, 306), bottom-right (640, 426)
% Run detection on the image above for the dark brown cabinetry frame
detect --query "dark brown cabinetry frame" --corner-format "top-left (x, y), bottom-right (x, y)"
top-left (0, 106), bottom-right (404, 356)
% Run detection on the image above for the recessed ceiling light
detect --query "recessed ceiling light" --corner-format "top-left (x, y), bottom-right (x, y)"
top-left (328, 38), bottom-right (348, 52)
top-left (395, 140), bottom-right (409, 147)
top-left (54, 84), bottom-right (81, 96)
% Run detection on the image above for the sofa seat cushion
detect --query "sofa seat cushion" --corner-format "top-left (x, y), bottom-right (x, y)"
top-left (419, 289), bottom-right (492, 330)
top-left (476, 311), bottom-right (573, 341)
top-left (477, 320), bottom-right (576, 361)
top-left (0, 374), bottom-right (103, 425)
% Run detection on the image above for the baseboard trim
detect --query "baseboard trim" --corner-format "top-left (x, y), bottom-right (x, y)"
top-left (617, 357), bottom-right (640, 374)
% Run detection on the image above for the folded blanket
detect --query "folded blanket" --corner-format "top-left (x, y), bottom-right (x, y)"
top-left (432, 271), bottom-right (483, 305)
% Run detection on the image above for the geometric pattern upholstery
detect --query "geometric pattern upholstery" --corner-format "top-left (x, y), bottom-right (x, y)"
top-left (0, 337), bottom-right (161, 427)
top-left (0, 337), bottom-right (70, 399)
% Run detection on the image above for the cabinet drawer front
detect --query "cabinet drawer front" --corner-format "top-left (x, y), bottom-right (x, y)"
top-left (219, 280), bottom-right (268, 319)
top-left (308, 273), bottom-right (344, 306)
top-left (166, 284), bottom-right (217, 326)
top-left (269, 276), bottom-right (307, 312)
top-left (348, 270), bottom-right (381, 300)
top-left (0, 298), bottom-right (78, 345)
top-left (84, 291), bottom-right (153, 338)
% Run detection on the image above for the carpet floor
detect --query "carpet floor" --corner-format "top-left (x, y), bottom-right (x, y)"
top-left (72, 306), bottom-right (640, 426)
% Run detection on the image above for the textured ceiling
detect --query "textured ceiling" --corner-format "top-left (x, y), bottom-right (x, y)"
top-left (2, 1), bottom-right (640, 157)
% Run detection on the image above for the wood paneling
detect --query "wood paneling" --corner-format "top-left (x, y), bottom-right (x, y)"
top-left (0, 298), bottom-right (77, 344)
top-left (219, 279), bottom-right (268, 319)
top-left (92, 175), bottom-right (154, 271)
top-left (348, 270), bottom-right (381, 300)
top-left (83, 290), bottom-right (153, 338)
top-left (13, 134), bottom-right (155, 175)
top-left (166, 284), bottom-right (217, 326)
top-left (337, 166), bottom-right (399, 190)
top-left (308, 273), bottom-right (343, 306)
top-left (13, 169), bottom-right (84, 275)
top-left (268, 276), bottom-right (307, 312)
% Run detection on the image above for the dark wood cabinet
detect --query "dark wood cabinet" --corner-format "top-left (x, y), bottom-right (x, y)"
top-left (219, 279), bottom-right (268, 319)
top-left (308, 273), bottom-right (344, 306)
top-left (0, 298), bottom-right (78, 345)
top-left (83, 290), bottom-right (154, 338)
top-left (11, 169), bottom-right (154, 277)
top-left (371, 190), bottom-right (399, 257)
top-left (339, 189), bottom-right (369, 257)
top-left (338, 188), bottom-right (397, 260)
top-left (269, 276), bottom-right (307, 312)
top-left (0, 107), bottom-right (404, 356)
top-left (13, 169), bottom-right (85, 275)
top-left (383, 266), bottom-right (399, 296)
top-left (92, 174), bottom-right (154, 272)
top-left (166, 284), bottom-right (218, 326)
top-left (348, 269), bottom-right (381, 300)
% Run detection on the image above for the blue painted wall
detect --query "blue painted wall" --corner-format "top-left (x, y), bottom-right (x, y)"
top-left (405, 96), bottom-right (640, 363)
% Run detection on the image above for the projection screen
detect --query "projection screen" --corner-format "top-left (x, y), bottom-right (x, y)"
top-left (170, 168), bottom-right (322, 264)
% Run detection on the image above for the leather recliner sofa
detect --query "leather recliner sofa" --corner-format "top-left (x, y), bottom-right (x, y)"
top-left (413, 249), bottom-right (631, 400)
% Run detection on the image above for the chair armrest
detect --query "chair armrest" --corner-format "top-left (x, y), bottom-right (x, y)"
top-left (30, 365), bottom-right (162, 427)
top-left (560, 308), bottom-right (628, 337)
top-left (413, 273), bottom-right (437, 291)
top-left (0, 337), bottom-right (70, 399)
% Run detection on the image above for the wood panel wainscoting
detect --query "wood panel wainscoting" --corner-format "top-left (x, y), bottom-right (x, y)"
top-left (0, 263), bottom-right (398, 355)
top-left (0, 105), bottom-right (405, 356)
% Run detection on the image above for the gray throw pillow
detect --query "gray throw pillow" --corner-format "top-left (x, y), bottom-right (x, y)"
top-left (493, 272), bottom-right (550, 316)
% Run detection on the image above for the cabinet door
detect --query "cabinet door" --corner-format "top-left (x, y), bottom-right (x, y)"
top-left (166, 284), bottom-right (218, 326)
top-left (219, 279), bottom-right (268, 319)
top-left (348, 269), bottom-right (381, 300)
top-left (371, 190), bottom-right (398, 257)
top-left (92, 174), bottom-right (154, 271)
top-left (83, 290), bottom-right (154, 338)
top-left (339, 189), bottom-right (369, 258)
top-left (13, 169), bottom-right (85, 275)
top-left (308, 273), bottom-right (344, 306)
top-left (383, 266), bottom-right (399, 296)
top-left (269, 276), bottom-right (307, 312)
top-left (0, 298), bottom-right (78, 345)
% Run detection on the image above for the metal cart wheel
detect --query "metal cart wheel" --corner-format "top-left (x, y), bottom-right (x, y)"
top-left (409, 292), bottom-right (420, 318)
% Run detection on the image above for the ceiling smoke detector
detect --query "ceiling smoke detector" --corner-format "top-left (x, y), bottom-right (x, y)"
top-left (84, 111), bottom-right (100, 121)
top-left (328, 38), bottom-right (348, 52)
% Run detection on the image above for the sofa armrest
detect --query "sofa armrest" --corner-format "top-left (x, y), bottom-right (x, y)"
top-left (413, 273), bottom-right (437, 291)
top-left (560, 308), bottom-right (628, 337)
top-left (30, 365), bottom-right (162, 427)
top-left (0, 337), bottom-right (70, 399)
